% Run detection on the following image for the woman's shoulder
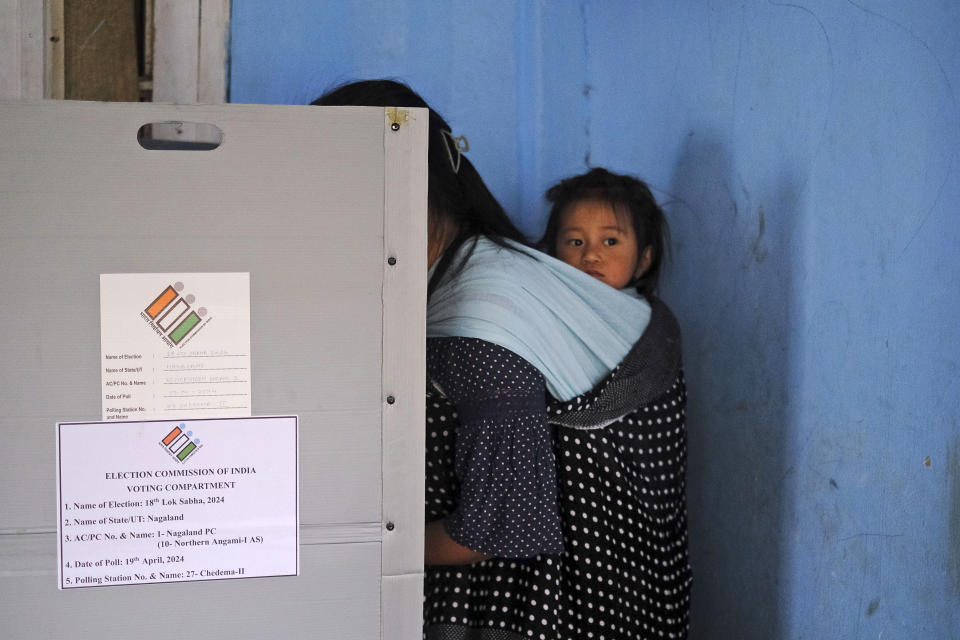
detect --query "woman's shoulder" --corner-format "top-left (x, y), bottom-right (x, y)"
top-left (427, 336), bottom-right (546, 398)
top-left (613, 297), bottom-right (683, 389)
top-left (547, 298), bottom-right (683, 428)
top-left (462, 236), bottom-right (545, 277)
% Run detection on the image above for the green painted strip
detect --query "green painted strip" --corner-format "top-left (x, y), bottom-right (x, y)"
top-left (169, 312), bottom-right (201, 344)
top-left (177, 442), bottom-right (197, 461)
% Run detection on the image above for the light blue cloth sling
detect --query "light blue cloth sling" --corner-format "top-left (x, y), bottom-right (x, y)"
top-left (426, 237), bottom-right (650, 401)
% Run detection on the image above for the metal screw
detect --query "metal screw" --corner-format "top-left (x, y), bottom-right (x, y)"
top-left (391, 122), bottom-right (400, 131)
top-left (386, 395), bottom-right (396, 405)
top-left (385, 522), bottom-right (395, 531)
top-left (387, 256), bottom-right (397, 265)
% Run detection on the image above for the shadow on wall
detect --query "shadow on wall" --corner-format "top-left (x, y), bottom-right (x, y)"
top-left (660, 131), bottom-right (803, 639)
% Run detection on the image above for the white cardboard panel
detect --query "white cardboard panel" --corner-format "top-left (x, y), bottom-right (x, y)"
top-left (1, 538), bottom-right (382, 639)
top-left (383, 573), bottom-right (426, 640)
top-left (0, 100), bottom-right (426, 638)
top-left (381, 107), bottom-right (428, 635)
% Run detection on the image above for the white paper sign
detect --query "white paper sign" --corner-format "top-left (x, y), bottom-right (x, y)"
top-left (99, 273), bottom-right (251, 421)
top-left (56, 416), bottom-right (298, 589)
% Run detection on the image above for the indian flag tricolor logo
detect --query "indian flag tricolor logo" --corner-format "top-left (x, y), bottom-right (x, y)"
top-left (143, 282), bottom-right (208, 347)
top-left (161, 423), bottom-right (201, 462)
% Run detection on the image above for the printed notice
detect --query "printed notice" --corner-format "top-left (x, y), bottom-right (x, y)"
top-left (56, 416), bottom-right (298, 589)
top-left (100, 273), bottom-right (251, 421)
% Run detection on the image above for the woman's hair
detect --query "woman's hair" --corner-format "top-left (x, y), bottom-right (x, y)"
top-left (539, 167), bottom-right (670, 296)
top-left (311, 80), bottom-right (528, 295)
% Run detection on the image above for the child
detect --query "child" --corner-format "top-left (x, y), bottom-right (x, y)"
top-left (539, 167), bottom-right (669, 296)
top-left (539, 168), bottom-right (691, 637)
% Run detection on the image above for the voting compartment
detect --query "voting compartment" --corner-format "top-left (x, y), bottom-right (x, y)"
top-left (0, 101), bottom-right (427, 639)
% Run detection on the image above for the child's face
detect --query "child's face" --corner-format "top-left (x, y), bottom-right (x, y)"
top-left (555, 199), bottom-right (645, 290)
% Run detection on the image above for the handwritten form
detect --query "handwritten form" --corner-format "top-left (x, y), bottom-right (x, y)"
top-left (100, 274), bottom-right (251, 421)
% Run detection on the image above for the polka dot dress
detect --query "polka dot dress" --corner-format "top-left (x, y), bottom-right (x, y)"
top-left (424, 337), bottom-right (691, 640)
top-left (426, 337), bottom-right (564, 557)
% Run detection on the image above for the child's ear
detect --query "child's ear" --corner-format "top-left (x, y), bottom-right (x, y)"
top-left (636, 245), bottom-right (654, 277)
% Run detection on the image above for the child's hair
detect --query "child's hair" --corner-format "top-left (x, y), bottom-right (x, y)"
top-left (539, 167), bottom-right (670, 296)
top-left (311, 80), bottom-right (528, 296)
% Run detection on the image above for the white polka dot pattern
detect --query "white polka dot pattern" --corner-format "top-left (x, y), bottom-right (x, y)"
top-left (426, 338), bottom-right (564, 557)
top-left (424, 337), bottom-right (692, 639)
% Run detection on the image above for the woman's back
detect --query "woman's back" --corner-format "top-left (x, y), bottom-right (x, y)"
top-left (423, 299), bottom-right (691, 638)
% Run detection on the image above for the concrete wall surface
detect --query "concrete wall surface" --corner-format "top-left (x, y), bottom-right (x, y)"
top-left (230, 2), bottom-right (960, 638)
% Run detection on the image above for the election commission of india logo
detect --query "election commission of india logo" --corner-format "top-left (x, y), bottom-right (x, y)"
top-left (141, 281), bottom-right (210, 348)
top-left (161, 423), bottom-right (202, 463)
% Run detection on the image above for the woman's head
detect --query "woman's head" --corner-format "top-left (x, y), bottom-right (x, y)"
top-left (540, 168), bottom-right (669, 295)
top-left (312, 80), bottom-right (526, 285)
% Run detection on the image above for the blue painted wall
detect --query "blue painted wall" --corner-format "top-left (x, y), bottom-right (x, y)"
top-left (231, 2), bottom-right (960, 638)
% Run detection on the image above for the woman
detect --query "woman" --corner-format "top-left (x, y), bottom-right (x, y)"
top-left (313, 80), bottom-right (691, 639)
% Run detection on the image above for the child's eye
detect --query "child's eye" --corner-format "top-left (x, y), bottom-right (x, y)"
top-left (566, 238), bottom-right (583, 247)
top-left (603, 238), bottom-right (618, 246)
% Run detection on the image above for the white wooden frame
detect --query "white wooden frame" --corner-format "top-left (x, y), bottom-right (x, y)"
top-left (0, 0), bottom-right (51, 99)
top-left (154, 0), bottom-right (230, 104)
top-left (0, 0), bottom-right (228, 104)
